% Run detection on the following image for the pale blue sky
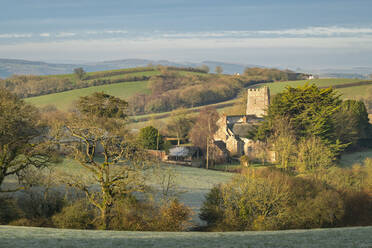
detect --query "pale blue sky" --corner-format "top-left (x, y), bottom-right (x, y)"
top-left (1, 0), bottom-right (372, 68)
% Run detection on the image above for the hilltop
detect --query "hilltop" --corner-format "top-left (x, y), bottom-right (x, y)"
top-left (0, 58), bottom-right (260, 78)
top-left (2, 58), bottom-right (372, 79)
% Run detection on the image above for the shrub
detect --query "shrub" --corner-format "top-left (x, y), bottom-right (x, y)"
top-left (108, 197), bottom-right (156, 231)
top-left (9, 217), bottom-right (51, 227)
top-left (52, 200), bottom-right (96, 229)
top-left (199, 186), bottom-right (224, 228)
top-left (108, 197), bottom-right (191, 231)
top-left (0, 196), bottom-right (22, 224)
top-left (154, 199), bottom-right (191, 231)
top-left (16, 189), bottom-right (66, 226)
top-left (200, 168), bottom-right (347, 231)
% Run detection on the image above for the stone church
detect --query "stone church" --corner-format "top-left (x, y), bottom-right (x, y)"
top-left (213, 86), bottom-right (270, 157)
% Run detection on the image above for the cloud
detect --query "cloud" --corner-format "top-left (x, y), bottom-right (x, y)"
top-left (103, 30), bottom-right (128, 34)
top-left (160, 26), bottom-right (372, 38)
top-left (85, 30), bottom-right (128, 35)
top-left (256, 26), bottom-right (372, 36)
top-left (0, 33), bottom-right (32, 38)
top-left (2, 36), bottom-right (372, 55)
top-left (40, 33), bottom-right (51, 37)
top-left (2, 26), bottom-right (372, 42)
top-left (1, 36), bottom-right (372, 68)
top-left (55, 32), bottom-right (76, 37)
top-left (1, 26), bottom-right (372, 68)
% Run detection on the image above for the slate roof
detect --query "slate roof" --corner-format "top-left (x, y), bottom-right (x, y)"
top-left (230, 123), bottom-right (256, 138)
top-left (168, 146), bottom-right (190, 157)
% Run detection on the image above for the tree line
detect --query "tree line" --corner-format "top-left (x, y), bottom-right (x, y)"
top-left (0, 73), bottom-right (149, 98)
top-left (128, 68), bottom-right (305, 115)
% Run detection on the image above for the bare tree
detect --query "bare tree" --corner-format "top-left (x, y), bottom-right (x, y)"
top-left (189, 107), bottom-right (219, 168)
top-left (0, 88), bottom-right (54, 192)
top-left (55, 114), bottom-right (150, 229)
top-left (215, 66), bottom-right (223, 74)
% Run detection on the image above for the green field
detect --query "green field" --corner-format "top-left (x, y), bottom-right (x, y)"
top-left (337, 84), bottom-right (372, 99)
top-left (263, 78), bottom-right (363, 94)
top-left (24, 68), bottom-right (210, 111)
top-left (0, 225), bottom-right (370, 248)
top-left (25, 80), bottom-right (150, 111)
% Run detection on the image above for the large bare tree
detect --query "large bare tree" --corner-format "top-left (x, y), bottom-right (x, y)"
top-left (54, 94), bottom-right (151, 229)
top-left (0, 88), bottom-right (53, 192)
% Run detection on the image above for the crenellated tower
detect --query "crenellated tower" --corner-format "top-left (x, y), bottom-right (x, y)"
top-left (246, 86), bottom-right (270, 117)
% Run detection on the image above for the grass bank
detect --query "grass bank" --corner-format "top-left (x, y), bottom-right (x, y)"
top-left (0, 225), bottom-right (370, 248)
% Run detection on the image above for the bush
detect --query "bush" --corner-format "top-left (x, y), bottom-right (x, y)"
top-left (7, 189), bottom-right (67, 227)
top-left (154, 199), bottom-right (191, 231)
top-left (9, 217), bottom-right (51, 227)
top-left (199, 186), bottom-right (224, 228)
top-left (108, 197), bottom-right (191, 231)
top-left (0, 196), bottom-right (22, 224)
top-left (106, 197), bottom-right (154, 231)
top-left (0, 188), bottom-right (66, 227)
top-left (200, 168), bottom-right (347, 231)
top-left (52, 200), bottom-right (96, 229)
top-left (342, 190), bottom-right (372, 226)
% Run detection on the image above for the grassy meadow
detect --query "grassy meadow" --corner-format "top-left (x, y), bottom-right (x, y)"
top-left (0, 225), bottom-right (371, 248)
top-left (25, 80), bottom-right (150, 111)
top-left (24, 68), bottom-right (211, 111)
top-left (263, 78), bottom-right (363, 94)
top-left (337, 84), bottom-right (372, 99)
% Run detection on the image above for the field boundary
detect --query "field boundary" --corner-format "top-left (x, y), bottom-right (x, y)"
top-left (322, 80), bottom-right (372, 89)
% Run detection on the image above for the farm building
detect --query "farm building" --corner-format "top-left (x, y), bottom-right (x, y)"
top-left (165, 146), bottom-right (203, 167)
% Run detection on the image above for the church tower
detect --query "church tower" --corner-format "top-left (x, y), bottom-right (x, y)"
top-left (246, 86), bottom-right (270, 117)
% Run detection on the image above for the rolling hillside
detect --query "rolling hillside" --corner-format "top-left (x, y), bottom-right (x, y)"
top-left (26, 80), bottom-right (150, 111)
top-left (0, 225), bottom-right (371, 248)
top-left (24, 67), bottom-right (208, 110)
top-left (24, 69), bottom-right (372, 119)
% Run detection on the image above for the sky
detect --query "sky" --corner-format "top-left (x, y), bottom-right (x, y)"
top-left (1, 0), bottom-right (372, 69)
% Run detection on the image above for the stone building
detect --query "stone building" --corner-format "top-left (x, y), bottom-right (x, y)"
top-left (246, 86), bottom-right (270, 117)
top-left (213, 86), bottom-right (270, 157)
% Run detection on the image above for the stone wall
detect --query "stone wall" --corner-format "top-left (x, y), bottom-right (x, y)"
top-left (246, 86), bottom-right (270, 117)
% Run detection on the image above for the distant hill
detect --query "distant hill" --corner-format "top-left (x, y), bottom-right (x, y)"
top-left (303, 67), bottom-right (372, 79)
top-left (2, 57), bottom-right (371, 80)
top-left (0, 58), bottom-right (81, 78)
top-left (0, 58), bottom-right (261, 78)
